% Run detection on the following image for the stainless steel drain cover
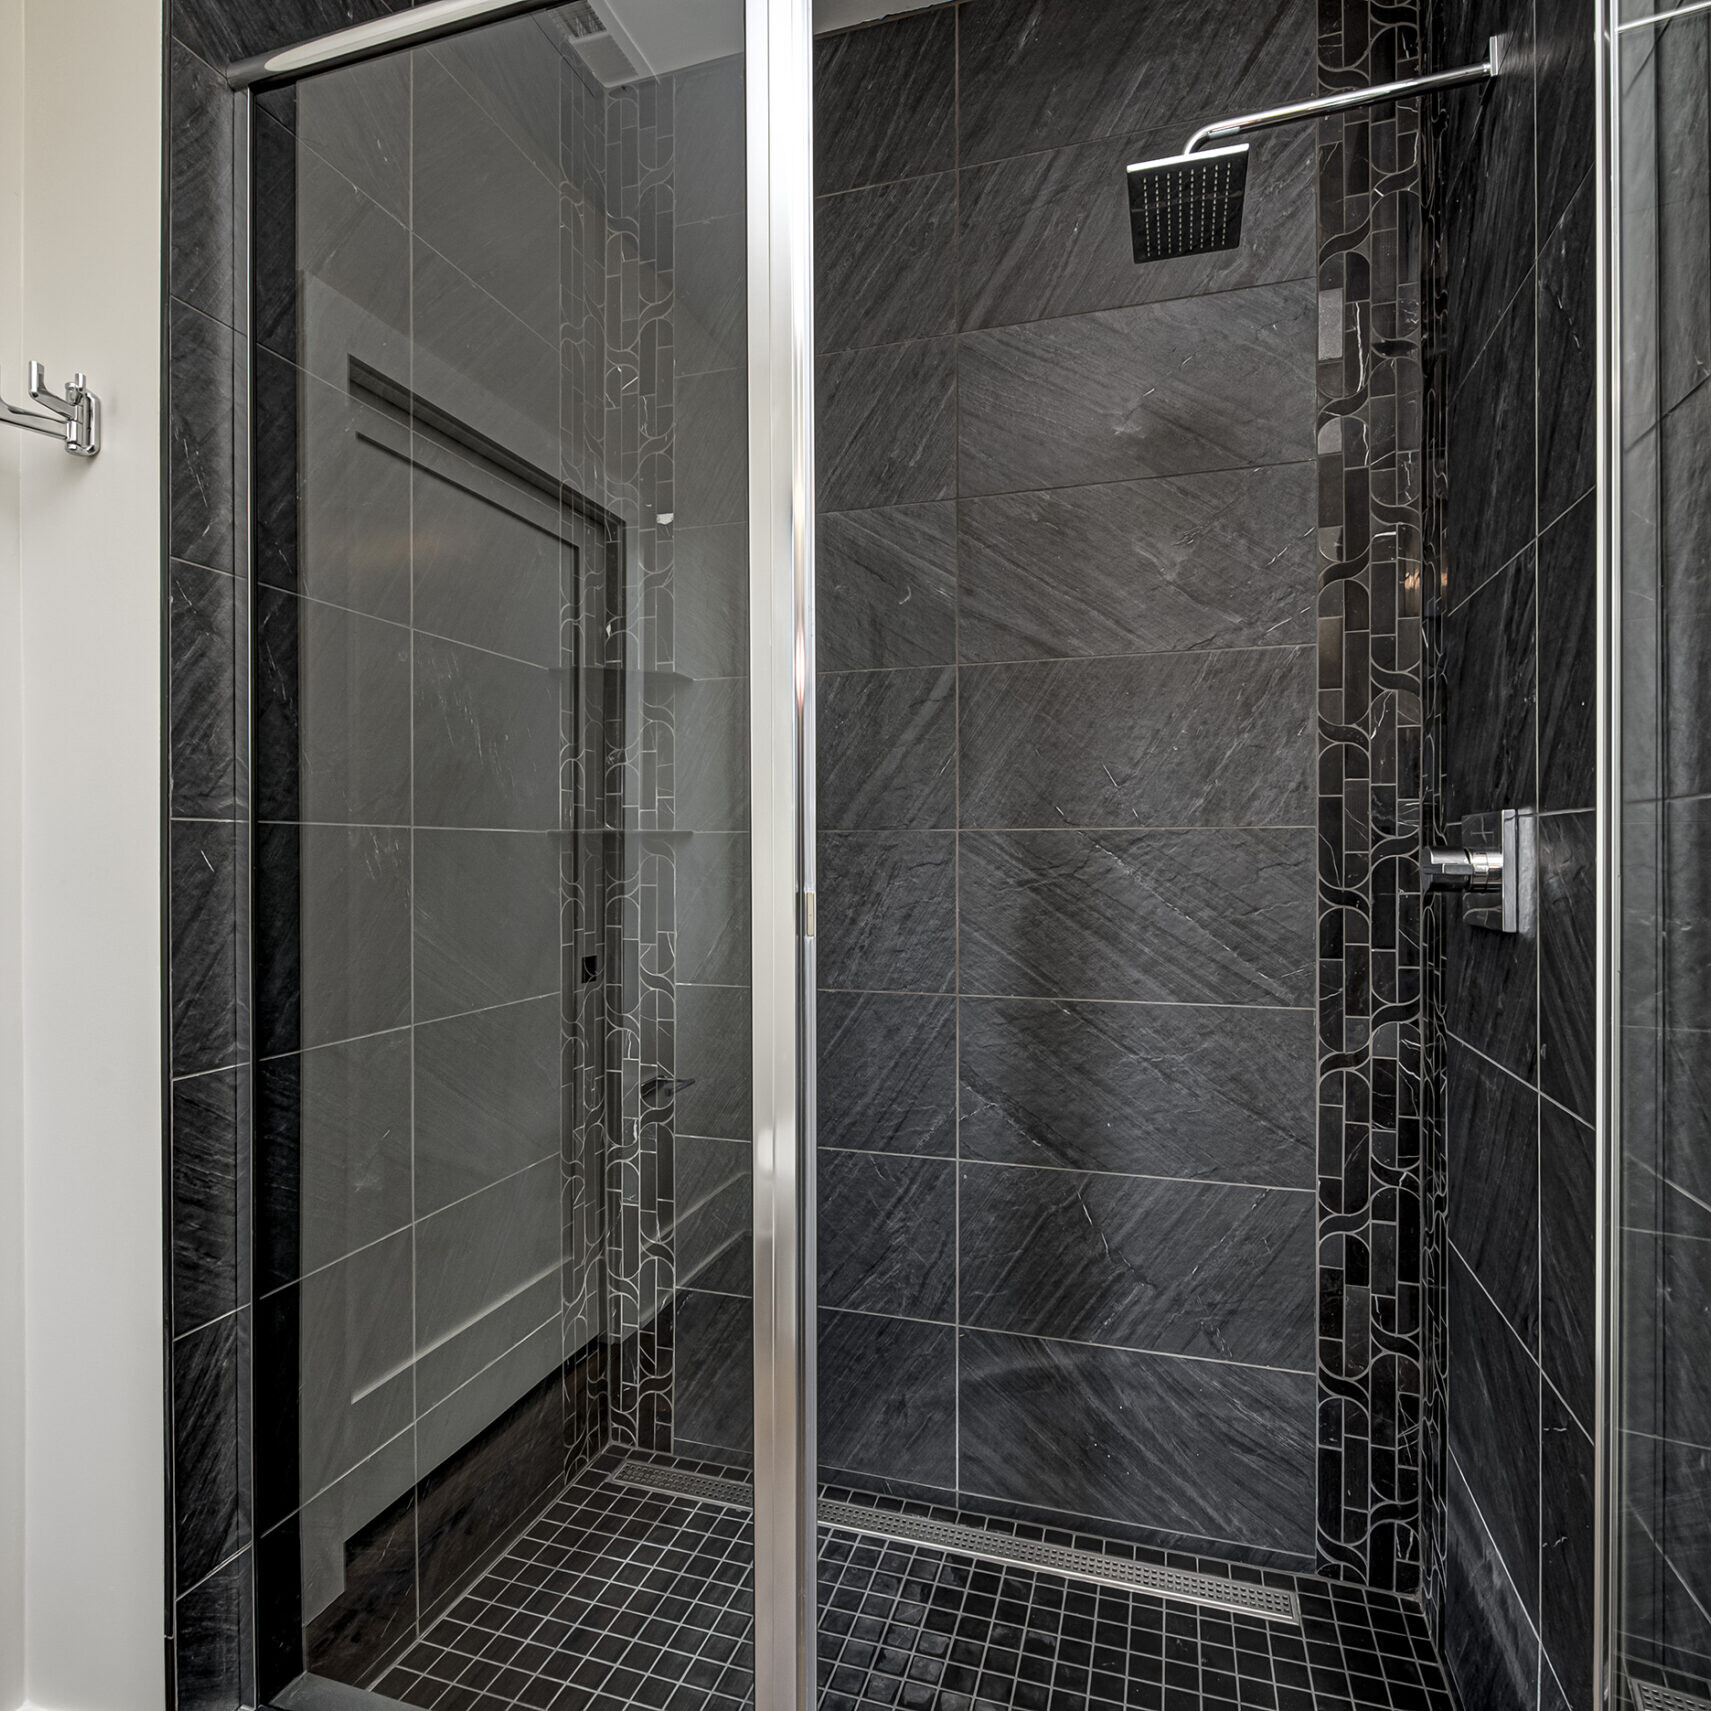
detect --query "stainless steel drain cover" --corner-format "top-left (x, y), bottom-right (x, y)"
top-left (1634, 1680), bottom-right (1711, 1711)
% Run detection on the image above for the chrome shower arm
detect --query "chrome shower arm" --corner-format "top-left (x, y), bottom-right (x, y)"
top-left (1183, 37), bottom-right (1504, 156)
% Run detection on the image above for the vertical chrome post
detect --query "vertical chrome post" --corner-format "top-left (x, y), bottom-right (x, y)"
top-left (1593, 0), bottom-right (1620, 1705)
top-left (748, 0), bottom-right (816, 1701)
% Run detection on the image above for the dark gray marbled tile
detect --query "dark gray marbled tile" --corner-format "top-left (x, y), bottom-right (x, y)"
top-left (959, 1166), bottom-right (1313, 1368)
top-left (255, 585), bottom-right (412, 826)
top-left (672, 1287), bottom-right (754, 1456)
top-left (817, 173), bottom-right (955, 354)
top-left (677, 981), bottom-right (753, 1142)
top-left (674, 524), bottom-right (749, 680)
top-left (410, 464), bottom-right (561, 667)
top-left (960, 649), bottom-right (1313, 830)
top-left (170, 38), bottom-right (236, 326)
top-left (411, 52), bottom-right (559, 340)
top-left (958, 1330), bottom-right (1314, 1555)
top-left (174, 1067), bottom-right (245, 1337)
top-left (414, 829), bottom-right (557, 1022)
top-left (676, 214), bottom-right (746, 380)
top-left (1540, 1101), bottom-right (1595, 1434)
top-left (820, 338), bottom-right (957, 512)
top-left (1442, 1458), bottom-right (1540, 1711)
top-left (960, 829), bottom-right (1313, 1006)
top-left (818, 503), bottom-right (957, 672)
top-left (960, 125), bottom-right (1313, 333)
top-left (255, 823), bottom-right (411, 1058)
top-left (819, 1151), bottom-right (955, 1321)
top-left (668, 832), bottom-right (751, 988)
top-left (1442, 544), bottom-right (1537, 827)
top-left (1540, 812), bottom-right (1595, 1123)
top-left (958, 282), bottom-right (1315, 497)
top-left (1540, 1392), bottom-right (1594, 1711)
top-left (172, 819), bottom-right (245, 1078)
top-left (1446, 283), bottom-right (1537, 597)
top-left (1657, 1027), bottom-right (1711, 1241)
top-left (170, 299), bottom-right (236, 573)
top-left (813, 8), bottom-right (955, 196)
top-left (678, 367), bottom-right (749, 530)
top-left (1629, 1433), bottom-right (1711, 1670)
top-left (1443, 891), bottom-right (1539, 1088)
top-left (819, 1309), bottom-right (956, 1490)
top-left (256, 1031), bottom-right (413, 1291)
top-left (303, 1468), bottom-right (416, 1688)
top-left (176, 1548), bottom-right (250, 1711)
top-left (1448, 1250), bottom-right (1541, 1614)
top-left (959, 996), bottom-right (1313, 1186)
top-left (818, 831), bottom-right (955, 994)
top-left (171, 560), bottom-right (244, 821)
top-left (1536, 0), bottom-right (1595, 246)
top-left (171, 0), bottom-right (396, 65)
top-left (675, 1135), bottom-right (751, 1295)
top-left (958, 466), bottom-right (1315, 663)
top-left (414, 998), bottom-right (560, 1215)
top-left (675, 674), bottom-right (751, 834)
top-left (1625, 1226), bottom-right (1711, 1454)
top-left (1665, 796), bottom-right (1711, 1034)
top-left (1538, 177), bottom-right (1596, 534)
top-left (175, 1310), bottom-right (246, 1590)
top-left (1538, 493), bottom-right (1596, 814)
top-left (296, 50), bottom-right (411, 221)
top-left (413, 634), bottom-right (559, 831)
top-left (819, 992), bottom-right (955, 1158)
top-left (1661, 382), bottom-right (1711, 801)
top-left (674, 54), bottom-right (747, 225)
top-left (819, 667), bottom-right (955, 831)
top-left (955, 0), bottom-right (1314, 167)
top-left (1446, 1037), bottom-right (1539, 1350)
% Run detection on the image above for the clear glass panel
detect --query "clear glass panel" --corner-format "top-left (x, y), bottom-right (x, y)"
top-left (1617, 8), bottom-right (1711, 1705)
top-left (249, 7), bottom-right (758, 1703)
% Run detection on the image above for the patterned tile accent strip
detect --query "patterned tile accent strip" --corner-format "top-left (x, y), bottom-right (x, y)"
top-left (1314, 0), bottom-right (1428, 1595)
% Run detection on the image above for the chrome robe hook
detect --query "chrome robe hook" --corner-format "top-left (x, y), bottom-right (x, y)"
top-left (1, 363), bottom-right (101, 457)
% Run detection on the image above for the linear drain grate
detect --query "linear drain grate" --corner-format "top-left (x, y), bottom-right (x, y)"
top-left (609, 1460), bottom-right (1299, 1624)
top-left (1634, 1682), bottom-right (1711, 1711)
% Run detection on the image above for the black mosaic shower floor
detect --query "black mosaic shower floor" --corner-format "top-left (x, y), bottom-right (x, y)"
top-left (372, 1463), bottom-right (1453, 1711)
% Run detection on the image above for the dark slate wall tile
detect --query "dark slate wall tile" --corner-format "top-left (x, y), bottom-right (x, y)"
top-left (1444, 906), bottom-right (1539, 1088)
top-left (1443, 1459), bottom-right (1540, 1711)
top-left (676, 982), bottom-right (754, 1144)
top-left (673, 1288), bottom-right (754, 1457)
top-left (813, 6), bottom-right (956, 195)
top-left (959, 649), bottom-right (1313, 830)
top-left (176, 1549), bottom-right (252, 1711)
top-left (172, 0), bottom-right (396, 68)
top-left (170, 299), bottom-right (237, 573)
top-left (170, 39), bottom-right (237, 326)
top-left (959, 123), bottom-right (1314, 332)
top-left (1537, 177), bottom-right (1596, 534)
top-left (671, 832), bottom-right (752, 988)
top-left (1446, 1038), bottom-right (1538, 1349)
top-left (173, 1067), bottom-right (245, 1336)
top-left (958, 281), bottom-right (1316, 497)
top-left (819, 1151), bottom-right (956, 1321)
top-left (1442, 543), bottom-right (1537, 825)
top-left (819, 992), bottom-right (956, 1157)
top-left (819, 1309), bottom-right (956, 1490)
top-left (816, 173), bottom-right (956, 353)
top-left (819, 666), bottom-right (956, 830)
top-left (958, 996), bottom-right (1314, 1186)
top-left (172, 819), bottom-right (245, 1078)
top-left (959, 1165), bottom-right (1314, 1367)
top-left (959, 829), bottom-right (1314, 1006)
top-left (1661, 382), bottom-right (1711, 802)
top-left (1540, 1102), bottom-right (1595, 1433)
top-left (1535, 0), bottom-right (1595, 246)
top-left (1539, 1393), bottom-right (1594, 1711)
top-left (958, 1331), bottom-right (1315, 1555)
top-left (955, 0), bottom-right (1315, 167)
top-left (1665, 796), bottom-right (1711, 1034)
top-left (304, 1482), bottom-right (416, 1686)
top-left (1537, 492), bottom-right (1595, 814)
top-left (175, 1311), bottom-right (247, 1590)
top-left (1540, 811), bottom-right (1595, 1123)
top-left (818, 831), bottom-right (956, 994)
top-left (820, 338), bottom-right (958, 511)
top-left (818, 503), bottom-right (957, 672)
top-left (958, 465), bottom-right (1316, 664)
top-left (1448, 1250), bottom-right (1540, 1614)
top-left (171, 561), bottom-right (243, 821)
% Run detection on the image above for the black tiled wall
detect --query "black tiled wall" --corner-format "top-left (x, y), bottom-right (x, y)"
top-left (1419, 1), bottom-right (1597, 1707)
top-left (812, 0), bottom-right (1326, 1570)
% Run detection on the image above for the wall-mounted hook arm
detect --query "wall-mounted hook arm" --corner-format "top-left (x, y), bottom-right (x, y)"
top-left (0, 363), bottom-right (101, 457)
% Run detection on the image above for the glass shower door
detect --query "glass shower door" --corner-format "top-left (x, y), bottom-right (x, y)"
top-left (240, 2), bottom-right (814, 1706)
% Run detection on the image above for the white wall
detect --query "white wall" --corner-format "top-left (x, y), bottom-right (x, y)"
top-left (10, 3), bottom-right (165, 1710)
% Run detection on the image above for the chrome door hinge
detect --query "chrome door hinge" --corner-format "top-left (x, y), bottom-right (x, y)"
top-left (1, 363), bottom-right (101, 457)
top-left (800, 891), bottom-right (815, 938)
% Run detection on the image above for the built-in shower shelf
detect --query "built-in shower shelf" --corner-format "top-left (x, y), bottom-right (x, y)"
top-left (608, 1457), bottom-right (1301, 1624)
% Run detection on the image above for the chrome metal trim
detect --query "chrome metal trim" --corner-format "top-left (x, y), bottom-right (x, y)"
top-left (226, 0), bottom-right (560, 88)
top-left (1595, 0), bottom-right (1620, 1706)
top-left (748, 0), bottom-right (815, 1703)
top-left (1617, 0), bottom-right (1711, 30)
top-left (1179, 40), bottom-right (1500, 155)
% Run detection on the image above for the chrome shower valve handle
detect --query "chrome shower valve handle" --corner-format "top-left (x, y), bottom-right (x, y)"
top-left (0, 362), bottom-right (101, 457)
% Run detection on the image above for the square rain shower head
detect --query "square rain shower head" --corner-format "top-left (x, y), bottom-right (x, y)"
top-left (1126, 143), bottom-right (1250, 263)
